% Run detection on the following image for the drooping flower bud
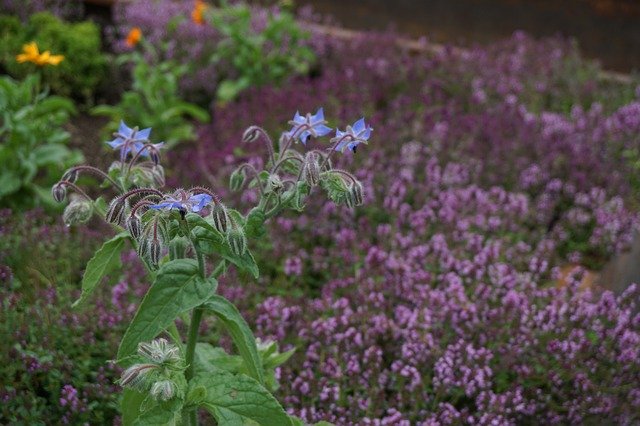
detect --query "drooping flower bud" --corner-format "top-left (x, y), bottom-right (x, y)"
top-left (52, 183), bottom-right (67, 203)
top-left (61, 168), bottom-right (79, 183)
top-left (137, 236), bottom-right (150, 258)
top-left (227, 227), bottom-right (247, 256)
top-left (212, 203), bottom-right (229, 234)
top-left (350, 180), bottom-right (364, 206)
top-left (106, 197), bottom-right (126, 226)
top-left (63, 197), bottom-right (93, 226)
top-left (127, 215), bottom-right (142, 239)
top-left (242, 126), bottom-right (261, 143)
top-left (150, 380), bottom-right (176, 401)
top-left (266, 174), bottom-right (284, 195)
top-left (150, 238), bottom-right (162, 265)
top-left (120, 363), bottom-right (158, 390)
top-left (229, 168), bottom-right (246, 192)
top-left (302, 152), bottom-right (321, 187)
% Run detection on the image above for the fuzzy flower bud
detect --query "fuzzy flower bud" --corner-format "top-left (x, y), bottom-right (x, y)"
top-left (137, 234), bottom-right (150, 258)
top-left (106, 197), bottom-right (126, 226)
top-left (229, 168), bottom-right (246, 192)
top-left (52, 183), bottom-right (67, 203)
top-left (61, 168), bottom-right (79, 183)
top-left (228, 227), bottom-right (247, 256)
top-left (150, 380), bottom-right (176, 401)
top-left (242, 126), bottom-right (261, 143)
top-left (127, 215), bottom-right (142, 239)
top-left (266, 174), bottom-right (284, 195)
top-left (63, 197), bottom-right (93, 226)
top-left (150, 238), bottom-right (162, 265)
top-left (138, 338), bottom-right (181, 364)
top-left (303, 152), bottom-right (321, 187)
top-left (350, 180), bottom-right (364, 206)
top-left (120, 363), bottom-right (158, 390)
top-left (212, 203), bottom-right (229, 234)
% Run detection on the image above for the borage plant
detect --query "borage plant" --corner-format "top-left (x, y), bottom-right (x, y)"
top-left (52, 109), bottom-right (372, 425)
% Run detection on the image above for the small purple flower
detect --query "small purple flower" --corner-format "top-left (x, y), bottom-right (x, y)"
top-left (288, 108), bottom-right (333, 145)
top-left (334, 118), bottom-right (373, 153)
top-left (149, 190), bottom-right (212, 215)
top-left (106, 121), bottom-right (164, 162)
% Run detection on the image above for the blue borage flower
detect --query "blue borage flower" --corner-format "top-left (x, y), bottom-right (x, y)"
top-left (288, 108), bottom-right (333, 145)
top-left (107, 121), bottom-right (165, 162)
top-left (149, 189), bottom-right (212, 215)
top-left (333, 118), bottom-right (373, 153)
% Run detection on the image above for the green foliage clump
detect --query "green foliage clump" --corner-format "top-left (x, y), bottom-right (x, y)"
top-left (92, 52), bottom-right (210, 149)
top-left (209, 1), bottom-right (316, 102)
top-left (0, 75), bottom-right (82, 208)
top-left (0, 12), bottom-right (107, 101)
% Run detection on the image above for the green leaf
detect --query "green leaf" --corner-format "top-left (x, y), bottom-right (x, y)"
top-left (192, 370), bottom-right (291, 426)
top-left (203, 295), bottom-right (265, 385)
top-left (73, 232), bottom-right (128, 307)
top-left (118, 259), bottom-right (217, 360)
top-left (121, 389), bottom-right (147, 426)
top-left (195, 343), bottom-right (243, 375)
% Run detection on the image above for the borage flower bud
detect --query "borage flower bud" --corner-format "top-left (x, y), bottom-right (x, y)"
top-left (242, 126), bottom-right (261, 143)
top-left (137, 237), bottom-right (150, 258)
top-left (150, 380), bottom-right (176, 402)
top-left (266, 174), bottom-right (284, 195)
top-left (106, 197), bottom-right (126, 226)
top-left (229, 168), bottom-right (246, 192)
top-left (303, 152), bottom-right (321, 187)
top-left (127, 215), bottom-right (142, 239)
top-left (61, 168), bottom-right (79, 183)
top-left (350, 180), bottom-right (364, 206)
top-left (212, 203), bottom-right (229, 234)
top-left (150, 238), bottom-right (162, 265)
top-left (52, 183), bottom-right (67, 203)
top-left (227, 227), bottom-right (247, 256)
top-left (120, 363), bottom-right (158, 390)
top-left (138, 338), bottom-right (181, 364)
top-left (63, 197), bottom-right (93, 226)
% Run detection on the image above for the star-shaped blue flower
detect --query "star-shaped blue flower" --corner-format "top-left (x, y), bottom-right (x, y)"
top-left (149, 192), bottom-right (212, 214)
top-left (288, 108), bottom-right (333, 145)
top-left (106, 121), bottom-right (164, 161)
top-left (333, 118), bottom-right (373, 153)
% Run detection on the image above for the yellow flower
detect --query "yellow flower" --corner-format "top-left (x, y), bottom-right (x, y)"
top-left (16, 42), bottom-right (64, 66)
top-left (191, 0), bottom-right (208, 25)
top-left (125, 27), bottom-right (142, 48)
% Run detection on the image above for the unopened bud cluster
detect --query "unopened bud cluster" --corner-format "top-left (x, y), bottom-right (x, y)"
top-left (119, 338), bottom-right (184, 402)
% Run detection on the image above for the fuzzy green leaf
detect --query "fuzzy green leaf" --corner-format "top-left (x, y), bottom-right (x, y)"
top-left (203, 295), bottom-right (265, 385)
top-left (192, 370), bottom-right (290, 426)
top-left (73, 232), bottom-right (128, 307)
top-left (117, 259), bottom-right (217, 361)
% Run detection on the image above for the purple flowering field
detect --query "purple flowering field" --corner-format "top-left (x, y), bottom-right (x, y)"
top-left (1, 1), bottom-right (640, 425)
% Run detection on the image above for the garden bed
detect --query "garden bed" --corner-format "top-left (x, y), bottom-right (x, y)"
top-left (1, 1), bottom-right (640, 425)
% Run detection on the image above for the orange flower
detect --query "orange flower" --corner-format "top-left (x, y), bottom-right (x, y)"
top-left (16, 42), bottom-right (64, 66)
top-left (125, 27), bottom-right (142, 47)
top-left (191, 0), bottom-right (208, 25)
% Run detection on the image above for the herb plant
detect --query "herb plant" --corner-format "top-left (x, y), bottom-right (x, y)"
top-left (52, 109), bottom-right (371, 424)
top-left (92, 47), bottom-right (210, 150)
top-left (0, 75), bottom-right (81, 208)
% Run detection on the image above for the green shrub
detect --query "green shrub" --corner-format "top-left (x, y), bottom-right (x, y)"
top-left (92, 51), bottom-right (210, 150)
top-left (0, 75), bottom-right (82, 208)
top-left (0, 12), bottom-right (107, 101)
